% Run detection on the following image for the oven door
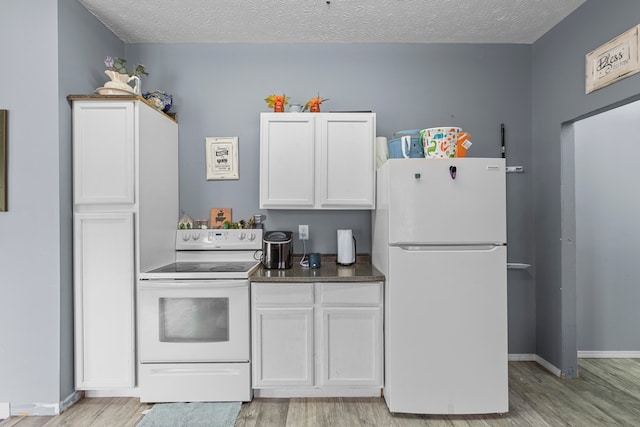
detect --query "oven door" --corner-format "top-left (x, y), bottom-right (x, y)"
top-left (138, 280), bottom-right (249, 363)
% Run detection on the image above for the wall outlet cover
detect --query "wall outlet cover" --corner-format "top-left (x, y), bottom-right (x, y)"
top-left (299, 224), bottom-right (309, 240)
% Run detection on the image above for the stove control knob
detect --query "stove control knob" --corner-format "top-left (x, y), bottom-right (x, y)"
top-left (238, 232), bottom-right (246, 240)
top-left (182, 233), bottom-right (190, 241)
top-left (192, 232), bottom-right (201, 240)
top-left (248, 232), bottom-right (256, 241)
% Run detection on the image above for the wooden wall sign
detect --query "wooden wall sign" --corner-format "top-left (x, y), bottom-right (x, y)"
top-left (209, 207), bottom-right (232, 228)
top-left (586, 25), bottom-right (640, 94)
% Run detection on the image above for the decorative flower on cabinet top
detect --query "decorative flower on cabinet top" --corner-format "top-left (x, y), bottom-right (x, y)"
top-left (304, 95), bottom-right (329, 112)
top-left (265, 94), bottom-right (290, 112)
top-left (104, 56), bottom-right (149, 77)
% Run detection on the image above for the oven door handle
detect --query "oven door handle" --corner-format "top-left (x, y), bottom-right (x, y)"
top-left (138, 280), bottom-right (248, 290)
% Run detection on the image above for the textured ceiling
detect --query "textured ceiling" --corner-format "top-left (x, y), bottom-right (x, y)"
top-left (78, 0), bottom-right (587, 44)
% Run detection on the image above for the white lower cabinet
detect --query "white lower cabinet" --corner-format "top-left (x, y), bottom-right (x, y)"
top-left (251, 281), bottom-right (383, 397)
top-left (253, 306), bottom-right (315, 387)
top-left (320, 307), bottom-right (382, 387)
top-left (74, 212), bottom-right (135, 389)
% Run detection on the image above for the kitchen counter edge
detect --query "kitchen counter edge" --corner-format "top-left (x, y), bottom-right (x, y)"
top-left (250, 262), bottom-right (385, 283)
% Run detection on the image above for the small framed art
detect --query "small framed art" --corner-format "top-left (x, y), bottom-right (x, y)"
top-left (206, 136), bottom-right (239, 180)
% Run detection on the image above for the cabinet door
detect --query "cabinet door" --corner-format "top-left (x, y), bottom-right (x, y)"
top-left (73, 102), bottom-right (135, 205)
top-left (260, 113), bottom-right (315, 208)
top-left (317, 114), bottom-right (376, 209)
top-left (74, 212), bottom-right (135, 389)
top-left (319, 306), bottom-right (383, 387)
top-left (252, 307), bottom-right (314, 387)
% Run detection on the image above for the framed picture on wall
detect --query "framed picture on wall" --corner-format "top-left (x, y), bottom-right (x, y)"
top-left (206, 136), bottom-right (239, 180)
top-left (1, 109), bottom-right (7, 212)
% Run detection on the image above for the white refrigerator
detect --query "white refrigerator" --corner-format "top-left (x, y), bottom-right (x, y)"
top-left (372, 158), bottom-right (508, 415)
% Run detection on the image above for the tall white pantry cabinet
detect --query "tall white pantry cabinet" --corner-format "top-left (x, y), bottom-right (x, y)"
top-left (70, 97), bottom-right (178, 392)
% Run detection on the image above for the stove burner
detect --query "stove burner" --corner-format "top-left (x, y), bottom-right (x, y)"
top-left (207, 264), bottom-right (246, 272)
top-left (172, 265), bottom-right (198, 272)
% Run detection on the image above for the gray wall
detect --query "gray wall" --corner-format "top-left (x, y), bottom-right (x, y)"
top-left (0, 0), bottom-right (62, 412)
top-left (574, 100), bottom-right (640, 352)
top-left (57, 0), bottom-right (124, 404)
top-left (0, 0), bottom-right (123, 414)
top-left (126, 42), bottom-right (536, 353)
top-left (532, 0), bottom-right (640, 376)
top-left (9, 0), bottom-right (637, 412)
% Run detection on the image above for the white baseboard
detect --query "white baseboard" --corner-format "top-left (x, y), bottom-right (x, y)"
top-left (60, 391), bottom-right (83, 413)
top-left (533, 355), bottom-right (563, 377)
top-left (0, 402), bottom-right (9, 419)
top-left (509, 351), bottom-right (640, 378)
top-left (578, 351), bottom-right (640, 358)
top-left (508, 353), bottom-right (562, 377)
top-left (9, 402), bottom-right (60, 417)
top-left (508, 353), bottom-right (536, 361)
top-left (7, 391), bottom-right (84, 417)
top-left (84, 388), bottom-right (139, 398)
top-left (255, 387), bottom-right (382, 398)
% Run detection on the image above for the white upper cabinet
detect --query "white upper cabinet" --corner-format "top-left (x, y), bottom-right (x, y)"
top-left (73, 102), bottom-right (135, 205)
top-left (317, 115), bottom-right (376, 208)
top-left (260, 112), bottom-right (376, 209)
top-left (260, 114), bottom-right (316, 208)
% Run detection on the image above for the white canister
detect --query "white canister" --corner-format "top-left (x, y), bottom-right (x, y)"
top-left (337, 229), bottom-right (356, 265)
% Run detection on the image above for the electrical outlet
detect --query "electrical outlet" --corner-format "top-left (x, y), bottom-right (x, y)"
top-left (299, 225), bottom-right (309, 240)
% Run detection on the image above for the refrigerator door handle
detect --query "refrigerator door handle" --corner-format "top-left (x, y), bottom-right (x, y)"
top-left (398, 244), bottom-right (505, 252)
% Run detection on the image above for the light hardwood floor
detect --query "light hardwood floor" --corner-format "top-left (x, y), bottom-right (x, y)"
top-left (2, 360), bottom-right (639, 426)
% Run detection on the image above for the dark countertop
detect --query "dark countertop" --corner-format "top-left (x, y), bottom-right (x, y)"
top-left (250, 254), bottom-right (385, 283)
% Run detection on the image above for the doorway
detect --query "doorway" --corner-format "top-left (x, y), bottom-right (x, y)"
top-left (568, 99), bottom-right (640, 357)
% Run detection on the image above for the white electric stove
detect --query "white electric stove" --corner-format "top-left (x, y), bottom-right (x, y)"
top-left (138, 229), bottom-right (262, 403)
